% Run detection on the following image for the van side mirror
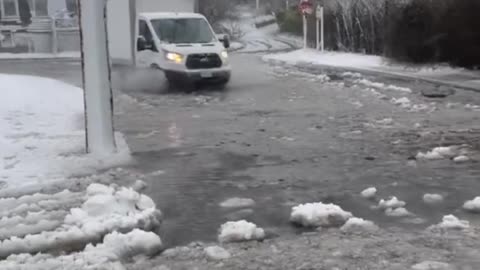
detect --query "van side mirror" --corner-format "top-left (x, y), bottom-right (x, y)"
top-left (137, 36), bottom-right (153, 51)
top-left (218, 34), bottom-right (230, 49)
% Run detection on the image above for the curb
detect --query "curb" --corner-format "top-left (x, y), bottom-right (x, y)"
top-left (266, 59), bottom-right (480, 93)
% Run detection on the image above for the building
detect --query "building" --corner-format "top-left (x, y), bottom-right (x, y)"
top-left (0, 0), bottom-right (197, 57)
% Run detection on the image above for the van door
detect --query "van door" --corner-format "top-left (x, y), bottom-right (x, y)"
top-left (136, 19), bottom-right (159, 68)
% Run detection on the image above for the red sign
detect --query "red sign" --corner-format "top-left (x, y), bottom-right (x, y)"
top-left (299, 0), bottom-right (313, 15)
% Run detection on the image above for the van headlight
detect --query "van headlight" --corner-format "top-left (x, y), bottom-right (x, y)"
top-left (220, 51), bottom-right (228, 59)
top-left (165, 51), bottom-right (183, 64)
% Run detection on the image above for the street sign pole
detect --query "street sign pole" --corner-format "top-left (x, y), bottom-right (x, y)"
top-left (320, 6), bottom-right (324, 52)
top-left (78, 0), bottom-right (116, 154)
top-left (316, 5), bottom-right (324, 52)
top-left (303, 14), bottom-right (307, 49)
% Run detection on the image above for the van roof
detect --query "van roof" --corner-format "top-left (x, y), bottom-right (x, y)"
top-left (138, 12), bottom-right (206, 20)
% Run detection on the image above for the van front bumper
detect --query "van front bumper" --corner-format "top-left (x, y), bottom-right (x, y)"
top-left (165, 69), bottom-right (231, 83)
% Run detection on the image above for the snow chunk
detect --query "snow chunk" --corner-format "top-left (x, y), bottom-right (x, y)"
top-left (411, 261), bottom-right (453, 270)
top-left (385, 207), bottom-right (412, 217)
top-left (219, 198), bottom-right (256, 208)
top-left (378, 197), bottom-right (406, 210)
top-left (431, 215), bottom-right (470, 230)
top-left (360, 187), bottom-right (377, 199)
top-left (463, 197), bottom-right (480, 213)
top-left (290, 202), bottom-right (353, 227)
top-left (205, 246), bottom-right (231, 260)
top-left (218, 220), bottom-right (265, 243)
top-left (0, 229), bottom-right (161, 269)
top-left (340, 218), bottom-right (378, 232)
top-left (391, 97), bottom-right (412, 108)
top-left (416, 146), bottom-right (458, 160)
top-left (453, 155), bottom-right (469, 163)
top-left (423, 194), bottom-right (444, 205)
top-left (132, 180), bottom-right (147, 192)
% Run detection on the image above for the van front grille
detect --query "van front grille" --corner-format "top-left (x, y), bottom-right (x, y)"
top-left (186, 53), bottom-right (222, 69)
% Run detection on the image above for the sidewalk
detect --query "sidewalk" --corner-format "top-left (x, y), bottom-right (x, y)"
top-left (263, 49), bottom-right (480, 91)
top-left (0, 51), bottom-right (80, 61)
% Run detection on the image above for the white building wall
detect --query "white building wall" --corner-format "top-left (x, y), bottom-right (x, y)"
top-left (136, 0), bottom-right (195, 13)
top-left (47, 0), bottom-right (67, 15)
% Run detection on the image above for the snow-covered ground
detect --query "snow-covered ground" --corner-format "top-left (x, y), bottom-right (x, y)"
top-left (0, 74), bottom-right (131, 194)
top-left (0, 74), bottom-right (162, 268)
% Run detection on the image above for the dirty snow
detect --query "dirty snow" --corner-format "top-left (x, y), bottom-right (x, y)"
top-left (0, 229), bottom-right (162, 269)
top-left (378, 197), bottom-right (406, 210)
top-left (360, 187), bottom-right (377, 199)
top-left (416, 146), bottom-right (458, 160)
top-left (205, 246), bottom-right (231, 260)
top-left (340, 218), bottom-right (378, 233)
top-left (423, 194), bottom-right (444, 205)
top-left (219, 197), bottom-right (256, 208)
top-left (391, 97), bottom-right (412, 108)
top-left (0, 74), bottom-right (131, 194)
top-left (0, 183), bottom-right (162, 258)
top-left (411, 261), bottom-right (452, 270)
top-left (430, 215), bottom-right (470, 230)
top-left (453, 155), bottom-right (470, 163)
top-left (290, 202), bottom-right (353, 227)
top-left (463, 197), bottom-right (480, 213)
top-left (218, 220), bottom-right (265, 243)
top-left (354, 79), bottom-right (412, 93)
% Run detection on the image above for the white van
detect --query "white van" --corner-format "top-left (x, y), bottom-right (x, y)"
top-left (135, 12), bottom-right (231, 86)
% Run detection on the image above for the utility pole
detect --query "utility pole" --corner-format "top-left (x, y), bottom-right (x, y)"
top-left (78, 0), bottom-right (116, 154)
top-left (256, 0), bottom-right (260, 10)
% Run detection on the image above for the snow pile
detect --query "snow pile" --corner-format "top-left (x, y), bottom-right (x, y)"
top-left (0, 74), bottom-right (132, 194)
top-left (219, 198), bottom-right (256, 208)
top-left (204, 246), bottom-right (231, 260)
top-left (416, 146), bottom-right (458, 160)
top-left (423, 194), bottom-right (444, 205)
top-left (375, 118), bottom-right (394, 126)
top-left (463, 197), bottom-right (480, 213)
top-left (218, 220), bottom-right (265, 243)
top-left (290, 202), bottom-right (353, 227)
top-left (0, 229), bottom-right (162, 270)
top-left (340, 218), bottom-right (378, 233)
top-left (360, 187), bottom-right (377, 199)
top-left (430, 215), bottom-right (470, 230)
top-left (353, 79), bottom-right (412, 93)
top-left (0, 183), bottom-right (162, 258)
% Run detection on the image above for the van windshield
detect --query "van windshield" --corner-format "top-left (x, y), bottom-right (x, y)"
top-left (151, 18), bottom-right (215, 44)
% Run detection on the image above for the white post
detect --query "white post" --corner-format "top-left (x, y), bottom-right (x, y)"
top-left (78, 0), bottom-right (116, 154)
top-left (303, 14), bottom-right (307, 49)
top-left (51, 17), bottom-right (58, 54)
top-left (320, 6), bottom-right (324, 52)
top-left (286, 0), bottom-right (289, 9)
top-left (316, 15), bottom-right (319, 50)
top-left (256, 0), bottom-right (260, 10)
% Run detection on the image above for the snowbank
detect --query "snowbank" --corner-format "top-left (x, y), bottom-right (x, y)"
top-left (430, 215), bottom-right (470, 230)
top-left (0, 74), bottom-right (131, 194)
top-left (463, 197), bottom-right (480, 213)
top-left (360, 187), bottom-right (377, 199)
top-left (290, 202), bottom-right (353, 227)
top-left (205, 246), bottom-right (231, 260)
top-left (263, 50), bottom-right (383, 68)
top-left (411, 261), bottom-right (452, 270)
top-left (385, 207), bottom-right (412, 217)
top-left (219, 198), bottom-right (256, 208)
top-left (0, 229), bottom-right (162, 270)
top-left (340, 218), bottom-right (378, 233)
top-left (0, 184), bottom-right (162, 258)
top-left (218, 220), bottom-right (265, 243)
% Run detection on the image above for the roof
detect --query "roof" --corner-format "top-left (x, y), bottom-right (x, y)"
top-left (138, 12), bottom-right (206, 20)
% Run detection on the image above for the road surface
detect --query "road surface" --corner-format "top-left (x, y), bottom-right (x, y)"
top-left (1, 54), bottom-right (480, 251)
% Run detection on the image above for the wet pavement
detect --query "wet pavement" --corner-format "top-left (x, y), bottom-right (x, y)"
top-left (1, 53), bottom-right (480, 248)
